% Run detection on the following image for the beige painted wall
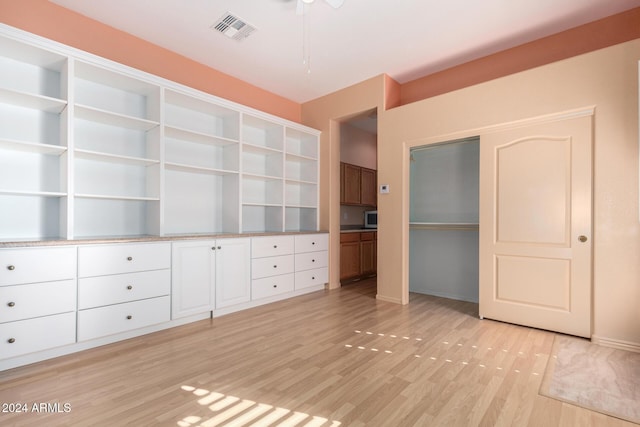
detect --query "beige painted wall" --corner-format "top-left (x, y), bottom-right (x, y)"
top-left (302, 75), bottom-right (388, 290)
top-left (340, 124), bottom-right (377, 169)
top-left (304, 40), bottom-right (640, 347)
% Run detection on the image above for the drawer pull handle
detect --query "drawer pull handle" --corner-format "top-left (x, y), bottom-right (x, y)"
top-left (126, 315), bottom-right (132, 320)
top-left (7, 301), bottom-right (15, 307)
top-left (7, 265), bottom-right (15, 271)
top-left (127, 285), bottom-right (133, 290)
top-left (127, 256), bottom-right (133, 261)
top-left (8, 338), bottom-right (15, 344)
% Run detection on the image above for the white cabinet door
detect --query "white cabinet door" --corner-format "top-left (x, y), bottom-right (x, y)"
top-left (171, 240), bottom-right (216, 319)
top-left (215, 238), bottom-right (251, 309)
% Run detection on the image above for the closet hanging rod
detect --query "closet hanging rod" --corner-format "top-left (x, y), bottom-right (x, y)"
top-left (409, 222), bottom-right (479, 231)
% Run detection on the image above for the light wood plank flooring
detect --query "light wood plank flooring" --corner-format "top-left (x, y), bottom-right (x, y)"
top-left (0, 278), bottom-right (635, 426)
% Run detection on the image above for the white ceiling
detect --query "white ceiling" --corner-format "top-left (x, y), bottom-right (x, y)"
top-left (50, 0), bottom-right (639, 103)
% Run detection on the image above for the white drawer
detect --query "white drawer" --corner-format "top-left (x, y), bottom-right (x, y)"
top-left (78, 270), bottom-right (170, 310)
top-left (78, 243), bottom-right (171, 278)
top-left (0, 279), bottom-right (76, 323)
top-left (252, 255), bottom-right (294, 279)
top-left (295, 251), bottom-right (328, 272)
top-left (252, 236), bottom-right (294, 258)
top-left (295, 233), bottom-right (328, 253)
top-left (77, 296), bottom-right (170, 341)
top-left (295, 267), bottom-right (328, 290)
top-left (0, 247), bottom-right (76, 286)
top-left (0, 312), bottom-right (76, 359)
top-left (252, 273), bottom-right (294, 300)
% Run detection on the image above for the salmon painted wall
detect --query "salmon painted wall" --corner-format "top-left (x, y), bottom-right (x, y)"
top-left (0, 0), bottom-right (301, 122)
top-left (400, 7), bottom-right (640, 105)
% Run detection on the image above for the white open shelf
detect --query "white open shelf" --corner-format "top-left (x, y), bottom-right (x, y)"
top-left (0, 138), bottom-right (66, 154)
top-left (75, 104), bottom-right (159, 131)
top-left (0, 88), bottom-right (67, 113)
top-left (0, 26), bottom-right (319, 240)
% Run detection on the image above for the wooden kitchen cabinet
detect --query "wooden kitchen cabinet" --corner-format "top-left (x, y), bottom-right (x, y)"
top-left (360, 167), bottom-right (377, 207)
top-left (360, 232), bottom-right (376, 275)
top-left (342, 162), bottom-right (361, 205)
top-left (340, 231), bottom-right (377, 283)
top-left (340, 162), bottom-right (376, 207)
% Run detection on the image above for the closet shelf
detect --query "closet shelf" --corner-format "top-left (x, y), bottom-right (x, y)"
top-left (409, 222), bottom-right (479, 231)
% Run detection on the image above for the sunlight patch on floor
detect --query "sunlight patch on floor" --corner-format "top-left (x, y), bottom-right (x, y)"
top-left (178, 385), bottom-right (341, 427)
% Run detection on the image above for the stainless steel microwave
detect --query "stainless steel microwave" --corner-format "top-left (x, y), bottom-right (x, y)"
top-left (364, 210), bottom-right (377, 228)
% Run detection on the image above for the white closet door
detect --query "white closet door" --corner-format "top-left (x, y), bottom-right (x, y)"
top-left (479, 113), bottom-right (592, 337)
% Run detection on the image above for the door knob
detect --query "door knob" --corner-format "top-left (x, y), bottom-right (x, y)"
top-left (578, 235), bottom-right (588, 243)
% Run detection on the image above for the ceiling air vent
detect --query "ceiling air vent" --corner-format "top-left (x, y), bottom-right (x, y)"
top-left (211, 12), bottom-right (256, 41)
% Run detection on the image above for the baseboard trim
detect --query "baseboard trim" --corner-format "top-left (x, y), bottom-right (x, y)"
top-left (376, 294), bottom-right (403, 304)
top-left (591, 335), bottom-right (640, 353)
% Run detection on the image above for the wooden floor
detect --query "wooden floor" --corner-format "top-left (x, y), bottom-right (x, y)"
top-left (0, 278), bottom-right (635, 427)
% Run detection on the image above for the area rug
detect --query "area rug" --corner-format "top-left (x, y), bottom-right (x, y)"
top-left (540, 335), bottom-right (640, 424)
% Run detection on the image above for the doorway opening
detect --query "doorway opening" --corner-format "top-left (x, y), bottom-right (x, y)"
top-left (338, 109), bottom-right (378, 286)
top-left (408, 137), bottom-right (480, 303)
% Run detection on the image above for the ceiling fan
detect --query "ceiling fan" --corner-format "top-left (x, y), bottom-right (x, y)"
top-left (295, 0), bottom-right (345, 15)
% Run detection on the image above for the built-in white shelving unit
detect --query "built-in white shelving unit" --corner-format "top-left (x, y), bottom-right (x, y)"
top-left (0, 34), bottom-right (69, 241)
top-left (0, 25), bottom-right (320, 241)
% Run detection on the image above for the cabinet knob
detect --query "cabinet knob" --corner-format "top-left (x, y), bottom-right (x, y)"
top-left (7, 265), bottom-right (15, 271)
top-left (273, 245), bottom-right (277, 248)
top-left (217, 246), bottom-right (221, 250)
top-left (312, 242), bottom-right (315, 245)
top-left (126, 315), bottom-right (132, 320)
top-left (273, 284), bottom-right (277, 288)
top-left (273, 265), bottom-right (277, 268)
top-left (578, 235), bottom-right (588, 243)
top-left (7, 301), bottom-right (15, 307)
top-left (212, 246), bottom-right (216, 251)
top-left (312, 276), bottom-right (315, 280)
top-left (8, 338), bottom-right (16, 343)
top-left (127, 285), bottom-right (133, 290)
top-left (312, 259), bottom-right (315, 263)
top-left (127, 256), bottom-right (133, 261)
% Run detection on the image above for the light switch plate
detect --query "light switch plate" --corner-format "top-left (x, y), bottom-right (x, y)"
top-left (380, 184), bottom-right (390, 194)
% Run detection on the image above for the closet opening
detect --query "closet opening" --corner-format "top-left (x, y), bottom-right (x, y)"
top-left (409, 136), bottom-right (479, 304)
